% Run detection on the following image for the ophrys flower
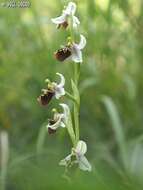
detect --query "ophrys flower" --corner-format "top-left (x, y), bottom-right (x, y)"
top-left (51, 2), bottom-right (80, 29)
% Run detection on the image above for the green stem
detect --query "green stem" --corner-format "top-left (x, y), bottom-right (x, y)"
top-left (69, 17), bottom-right (74, 41)
top-left (74, 63), bottom-right (80, 143)
top-left (74, 103), bottom-right (79, 143)
top-left (69, 16), bottom-right (81, 145)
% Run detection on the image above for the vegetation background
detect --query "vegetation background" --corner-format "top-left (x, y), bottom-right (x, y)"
top-left (0, 0), bottom-right (143, 189)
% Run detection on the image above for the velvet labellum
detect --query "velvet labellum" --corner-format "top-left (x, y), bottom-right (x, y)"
top-left (55, 47), bottom-right (71, 62)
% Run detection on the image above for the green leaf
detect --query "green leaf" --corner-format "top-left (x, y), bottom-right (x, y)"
top-left (36, 124), bottom-right (47, 155)
top-left (123, 75), bottom-right (136, 100)
top-left (66, 108), bottom-right (76, 146)
top-left (102, 96), bottom-right (127, 169)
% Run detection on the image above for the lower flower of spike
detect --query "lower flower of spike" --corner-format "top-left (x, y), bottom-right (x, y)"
top-left (59, 140), bottom-right (92, 172)
top-left (46, 104), bottom-right (70, 134)
top-left (37, 73), bottom-right (66, 106)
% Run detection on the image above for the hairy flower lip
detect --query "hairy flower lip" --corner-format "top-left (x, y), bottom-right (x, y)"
top-left (54, 46), bottom-right (72, 62)
top-left (37, 90), bottom-right (55, 106)
top-left (54, 35), bottom-right (86, 63)
top-left (48, 117), bottom-right (58, 134)
top-left (48, 127), bottom-right (57, 134)
top-left (57, 21), bottom-right (68, 29)
top-left (38, 73), bottom-right (65, 105)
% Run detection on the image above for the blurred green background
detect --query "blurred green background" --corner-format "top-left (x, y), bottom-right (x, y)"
top-left (0, 0), bottom-right (143, 189)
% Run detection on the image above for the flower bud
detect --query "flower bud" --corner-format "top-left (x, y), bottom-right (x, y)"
top-left (75, 140), bottom-right (87, 156)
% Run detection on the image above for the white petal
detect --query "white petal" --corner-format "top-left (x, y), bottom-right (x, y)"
top-left (64, 2), bottom-right (77, 15)
top-left (59, 154), bottom-right (72, 166)
top-left (71, 46), bottom-right (82, 63)
top-left (78, 156), bottom-right (92, 172)
top-left (75, 140), bottom-right (87, 156)
top-left (51, 15), bottom-right (66, 24)
top-left (77, 35), bottom-right (87, 50)
top-left (55, 87), bottom-right (65, 99)
top-left (56, 73), bottom-right (65, 87)
top-left (72, 16), bottom-right (80, 28)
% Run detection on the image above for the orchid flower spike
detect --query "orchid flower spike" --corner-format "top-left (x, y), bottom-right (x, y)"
top-left (55, 34), bottom-right (86, 63)
top-left (38, 73), bottom-right (65, 106)
top-left (46, 104), bottom-right (70, 134)
top-left (51, 2), bottom-right (80, 29)
top-left (59, 140), bottom-right (92, 171)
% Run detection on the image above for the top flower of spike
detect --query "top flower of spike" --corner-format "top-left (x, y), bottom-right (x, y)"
top-left (51, 2), bottom-right (80, 29)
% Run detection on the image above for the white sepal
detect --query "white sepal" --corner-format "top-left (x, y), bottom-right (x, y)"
top-left (56, 73), bottom-right (65, 88)
top-left (51, 15), bottom-right (66, 24)
top-left (63, 2), bottom-right (77, 15)
top-left (78, 156), bottom-right (92, 171)
top-left (53, 73), bottom-right (65, 99)
top-left (77, 35), bottom-right (87, 50)
top-left (72, 16), bottom-right (80, 28)
top-left (60, 103), bottom-right (70, 123)
top-left (75, 140), bottom-right (87, 156)
top-left (71, 45), bottom-right (82, 63)
top-left (69, 35), bottom-right (86, 63)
